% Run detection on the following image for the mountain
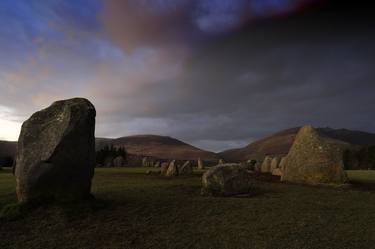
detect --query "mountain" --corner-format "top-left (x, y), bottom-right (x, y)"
top-left (219, 127), bottom-right (300, 162)
top-left (219, 127), bottom-right (375, 162)
top-left (0, 135), bottom-right (218, 162)
top-left (96, 135), bottom-right (219, 161)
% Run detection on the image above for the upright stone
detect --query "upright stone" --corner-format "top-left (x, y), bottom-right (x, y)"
top-left (160, 162), bottom-right (169, 175)
top-left (104, 157), bottom-right (114, 167)
top-left (14, 98), bottom-right (96, 202)
top-left (279, 157), bottom-right (287, 172)
top-left (179, 161), bottom-right (193, 175)
top-left (218, 159), bottom-right (225, 165)
top-left (281, 125), bottom-right (349, 184)
top-left (113, 156), bottom-right (125, 167)
top-left (270, 157), bottom-right (281, 172)
top-left (260, 156), bottom-right (272, 173)
top-left (142, 157), bottom-right (148, 167)
top-left (166, 160), bottom-right (178, 177)
top-left (197, 158), bottom-right (204, 170)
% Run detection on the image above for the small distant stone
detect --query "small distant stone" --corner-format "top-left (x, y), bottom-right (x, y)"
top-left (179, 161), bottom-right (193, 175)
top-left (270, 157), bottom-right (281, 172)
top-left (160, 162), bottom-right (169, 175)
top-left (197, 158), bottom-right (204, 170)
top-left (165, 160), bottom-right (178, 177)
top-left (113, 156), bottom-right (126, 167)
top-left (260, 156), bottom-right (272, 173)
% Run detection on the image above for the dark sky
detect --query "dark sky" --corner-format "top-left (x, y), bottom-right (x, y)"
top-left (0, 0), bottom-right (374, 151)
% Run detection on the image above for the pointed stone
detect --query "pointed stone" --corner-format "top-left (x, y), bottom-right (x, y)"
top-left (281, 125), bottom-right (349, 184)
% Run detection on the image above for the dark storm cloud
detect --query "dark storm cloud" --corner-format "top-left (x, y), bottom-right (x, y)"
top-left (1, 0), bottom-right (374, 152)
top-left (95, 1), bottom-right (375, 151)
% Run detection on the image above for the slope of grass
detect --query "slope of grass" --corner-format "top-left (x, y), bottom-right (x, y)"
top-left (1, 168), bottom-right (375, 249)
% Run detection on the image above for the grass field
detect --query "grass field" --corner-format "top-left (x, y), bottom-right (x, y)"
top-left (1, 168), bottom-right (375, 249)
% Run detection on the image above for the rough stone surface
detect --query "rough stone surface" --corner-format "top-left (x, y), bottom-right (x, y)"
top-left (260, 156), bottom-right (272, 173)
top-left (218, 159), bottom-right (225, 165)
top-left (279, 157), bottom-right (287, 172)
top-left (165, 160), bottom-right (178, 177)
top-left (270, 157), bottom-right (281, 172)
top-left (179, 161), bottom-right (193, 175)
top-left (154, 161), bottom-right (161, 168)
top-left (14, 98), bottom-right (96, 202)
top-left (272, 168), bottom-right (283, 177)
top-left (197, 158), bottom-right (204, 170)
top-left (113, 156), bottom-right (125, 167)
top-left (201, 163), bottom-right (253, 196)
top-left (281, 125), bottom-right (349, 185)
top-left (160, 162), bottom-right (169, 175)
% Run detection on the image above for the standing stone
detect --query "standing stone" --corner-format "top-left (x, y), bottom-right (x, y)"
top-left (279, 157), bottom-right (287, 172)
top-left (14, 98), bottom-right (96, 202)
top-left (104, 157), bottom-right (114, 167)
top-left (260, 156), bottom-right (272, 173)
top-left (113, 156), bottom-right (125, 167)
top-left (161, 162), bottom-right (169, 175)
top-left (246, 159), bottom-right (257, 171)
top-left (201, 163), bottom-right (253, 196)
top-left (281, 125), bottom-right (349, 184)
top-left (166, 160), bottom-right (178, 177)
top-left (197, 158), bottom-right (204, 170)
top-left (154, 161), bottom-right (161, 168)
top-left (142, 157), bottom-right (148, 167)
top-left (218, 159), bottom-right (225, 165)
top-left (272, 168), bottom-right (283, 177)
top-left (179, 161), bottom-right (193, 175)
top-left (270, 157), bottom-right (281, 172)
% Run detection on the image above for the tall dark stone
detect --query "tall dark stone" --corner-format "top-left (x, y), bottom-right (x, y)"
top-left (14, 98), bottom-right (96, 202)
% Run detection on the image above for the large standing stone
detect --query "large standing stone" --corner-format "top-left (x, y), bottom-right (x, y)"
top-left (260, 156), bottom-right (272, 173)
top-left (281, 125), bottom-right (349, 185)
top-left (201, 163), bottom-right (253, 196)
top-left (113, 156), bottom-right (125, 167)
top-left (179, 161), bottom-right (193, 175)
top-left (218, 159), bottom-right (225, 165)
top-left (14, 98), bottom-right (96, 202)
top-left (165, 160), bottom-right (178, 177)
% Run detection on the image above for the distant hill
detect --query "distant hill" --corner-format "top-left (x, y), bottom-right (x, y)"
top-left (0, 140), bottom-right (17, 158)
top-left (3, 128), bottom-right (375, 163)
top-left (219, 127), bottom-right (300, 162)
top-left (96, 135), bottom-right (219, 161)
top-left (0, 135), bottom-right (218, 162)
top-left (219, 127), bottom-right (375, 162)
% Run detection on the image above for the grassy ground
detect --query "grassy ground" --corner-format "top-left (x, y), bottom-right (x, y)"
top-left (1, 168), bottom-right (375, 249)
top-left (347, 170), bottom-right (375, 184)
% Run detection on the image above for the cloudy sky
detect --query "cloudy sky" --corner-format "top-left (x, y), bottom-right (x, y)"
top-left (0, 0), bottom-right (374, 152)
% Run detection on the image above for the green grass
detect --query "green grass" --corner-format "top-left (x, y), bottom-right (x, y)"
top-left (347, 170), bottom-right (375, 184)
top-left (1, 168), bottom-right (375, 249)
